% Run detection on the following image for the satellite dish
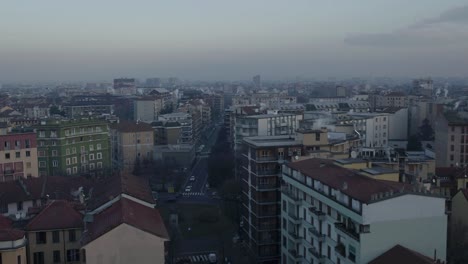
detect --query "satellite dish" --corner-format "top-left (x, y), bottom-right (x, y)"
top-left (351, 151), bottom-right (357, 159)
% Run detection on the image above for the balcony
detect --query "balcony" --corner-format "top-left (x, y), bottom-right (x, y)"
top-left (281, 187), bottom-right (301, 205)
top-left (288, 249), bottom-right (304, 262)
top-left (256, 222), bottom-right (279, 231)
top-left (334, 223), bottom-right (360, 242)
top-left (301, 218), bottom-right (314, 229)
top-left (256, 156), bottom-right (278, 162)
top-left (254, 196), bottom-right (279, 205)
top-left (257, 183), bottom-right (278, 191)
top-left (287, 213), bottom-right (302, 225)
top-left (308, 247), bottom-right (326, 263)
top-left (308, 227), bottom-right (325, 242)
top-left (255, 237), bottom-right (280, 246)
top-left (309, 207), bottom-right (326, 221)
top-left (287, 230), bottom-right (302, 243)
top-left (335, 243), bottom-right (346, 258)
top-left (256, 170), bottom-right (279, 176)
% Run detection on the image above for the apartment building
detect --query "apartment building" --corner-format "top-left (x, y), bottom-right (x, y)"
top-left (280, 159), bottom-right (447, 264)
top-left (240, 135), bottom-right (303, 263)
top-left (0, 215), bottom-right (27, 264)
top-left (133, 96), bottom-right (164, 123)
top-left (34, 119), bottom-right (111, 177)
top-left (369, 92), bottom-right (409, 110)
top-left (110, 121), bottom-right (154, 172)
top-left (0, 131), bottom-right (38, 181)
top-left (235, 113), bottom-right (303, 150)
top-left (157, 112), bottom-right (193, 144)
top-left (26, 200), bottom-right (84, 264)
top-left (113, 78), bottom-right (136, 95)
top-left (434, 110), bottom-right (468, 167)
top-left (339, 113), bottom-right (389, 151)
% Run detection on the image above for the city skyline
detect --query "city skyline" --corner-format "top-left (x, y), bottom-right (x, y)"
top-left (1, 1), bottom-right (468, 81)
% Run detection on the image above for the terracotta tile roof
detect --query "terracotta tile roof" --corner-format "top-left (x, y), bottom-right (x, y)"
top-left (287, 159), bottom-right (410, 203)
top-left (0, 176), bottom-right (92, 207)
top-left (0, 228), bottom-right (25, 242)
top-left (26, 200), bottom-right (83, 231)
top-left (0, 215), bottom-right (12, 229)
top-left (83, 198), bottom-right (168, 244)
top-left (110, 120), bottom-right (154, 132)
top-left (368, 245), bottom-right (436, 264)
top-left (87, 174), bottom-right (154, 210)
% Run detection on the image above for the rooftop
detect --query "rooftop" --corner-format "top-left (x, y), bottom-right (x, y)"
top-left (26, 200), bottom-right (83, 231)
top-left (242, 113), bottom-right (301, 119)
top-left (361, 166), bottom-right (399, 175)
top-left (368, 245), bottom-right (436, 264)
top-left (82, 198), bottom-right (168, 245)
top-left (334, 158), bottom-right (367, 165)
top-left (243, 135), bottom-right (302, 148)
top-left (110, 120), bottom-right (154, 132)
top-left (286, 159), bottom-right (416, 203)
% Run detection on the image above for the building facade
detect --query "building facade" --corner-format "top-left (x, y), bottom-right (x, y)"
top-left (0, 131), bottom-right (38, 182)
top-left (133, 96), bottom-right (164, 123)
top-left (110, 121), bottom-right (154, 172)
top-left (280, 159), bottom-right (447, 264)
top-left (434, 111), bottom-right (468, 167)
top-left (35, 119), bottom-right (111, 177)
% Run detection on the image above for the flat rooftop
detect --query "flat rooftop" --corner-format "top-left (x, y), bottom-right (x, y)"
top-left (243, 135), bottom-right (302, 147)
top-left (335, 158), bottom-right (366, 165)
top-left (361, 166), bottom-right (399, 175)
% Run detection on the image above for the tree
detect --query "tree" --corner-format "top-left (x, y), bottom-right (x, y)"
top-left (419, 118), bottom-right (434, 140)
top-left (407, 135), bottom-right (422, 151)
top-left (159, 104), bottom-right (174, 115)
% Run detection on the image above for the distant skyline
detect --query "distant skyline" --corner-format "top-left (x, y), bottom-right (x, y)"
top-left (1, 1), bottom-right (468, 82)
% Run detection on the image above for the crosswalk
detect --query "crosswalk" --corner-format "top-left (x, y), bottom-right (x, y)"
top-left (182, 192), bottom-right (205, 196)
top-left (174, 254), bottom-right (212, 263)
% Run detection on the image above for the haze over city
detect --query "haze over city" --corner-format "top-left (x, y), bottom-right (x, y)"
top-left (1, 0), bottom-right (468, 82)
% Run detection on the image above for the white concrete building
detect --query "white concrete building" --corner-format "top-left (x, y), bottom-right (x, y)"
top-left (133, 97), bottom-right (163, 123)
top-left (234, 113), bottom-right (303, 150)
top-left (280, 159), bottom-right (447, 264)
top-left (341, 113), bottom-right (389, 149)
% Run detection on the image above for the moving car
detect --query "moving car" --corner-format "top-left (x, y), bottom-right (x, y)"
top-left (185, 186), bottom-right (192, 192)
top-left (190, 175), bottom-right (195, 181)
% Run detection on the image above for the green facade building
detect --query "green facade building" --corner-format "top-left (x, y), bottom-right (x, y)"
top-left (34, 118), bottom-right (111, 177)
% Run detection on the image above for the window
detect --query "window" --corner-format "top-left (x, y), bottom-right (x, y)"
top-left (38, 130), bottom-right (45, 138)
top-left (72, 157), bottom-right (77, 164)
top-left (33, 252), bottom-right (44, 264)
top-left (50, 130), bottom-right (57, 138)
top-left (25, 139), bottom-right (31, 148)
top-left (73, 167), bottom-right (78, 174)
top-left (451, 135), bottom-right (455, 141)
top-left (51, 141), bottom-right (57, 146)
top-left (89, 154), bottom-right (94, 160)
top-left (66, 168), bottom-right (72, 175)
top-left (72, 147), bottom-right (76, 154)
top-left (96, 143), bottom-right (101, 150)
top-left (348, 245), bottom-right (356, 262)
top-left (315, 132), bottom-right (320, 141)
top-left (52, 150), bottom-right (58, 156)
top-left (97, 152), bottom-right (102, 159)
top-left (53, 251), bottom-right (61, 263)
top-left (69, 230), bottom-right (76, 242)
top-left (66, 249), bottom-right (80, 262)
top-left (360, 224), bottom-right (370, 233)
top-left (5, 153), bottom-right (10, 159)
top-left (52, 160), bottom-right (59, 167)
top-left (450, 155), bottom-right (454, 161)
top-left (81, 146), bottom-right (85, 153)
top-left (15, 152), bottom-right (20, 158)
top-left (451, 145), bottom-right (455, 151)
top-left (17, 255), bottom-right (21, 264)
top-left (36, 232), bottom-right (46, 244)
top-left (89, 145), bottom-right (94, 151)
top-left (89, 163), bottom-right (95, 170)
top-left (282, 200), bottom-right (287, 212)
top-left (66, 148), bottom-right (70, 155)
top-left (39, 141), bottom-right (45, 147)
top-left (97, 162), bottom-right (103, 169)
top-left (53, 231), bottom-right (60, 243)
top-left (66, 158), bottom-right (71, 165)
top-left (39, 161), bottom-right (46, 168)
top-left (26, 151), bottom-right (31, 157)
top-left (17, 201), bottom-right (23, 211)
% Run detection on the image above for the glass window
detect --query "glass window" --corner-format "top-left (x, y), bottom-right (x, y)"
top-left (52, 231), bottom-right (60, 243)
top-left (69, 230), bottom-right (76, 242)
top-left (53, 251), bottom-right (61, 263)
top-left (66, 249), bottom-right (80, 262)
top-left (26, 151), bottom-right (31, 157)
top-left (33, 252), bottom-right (44, 264)
top-left (36, 232), bottom-right (46, 244)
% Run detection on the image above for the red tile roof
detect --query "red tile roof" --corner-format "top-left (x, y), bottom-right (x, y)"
top-left (26, 200), bottom-right (83, 231)
top-left (287, 159), bottom-right (410, 203)
top-left (82, 198), bottom-right (168, 244)
top-left (0, 215), bottom-right (12, 229)
top-left (110, 120), bottom-right (153, 132)
top-left (88, 174), bottom-right (154, 210)
top-left (368, 245), bottom-right (436, 264)
top-left (0, 229), bottom-right (25, 242)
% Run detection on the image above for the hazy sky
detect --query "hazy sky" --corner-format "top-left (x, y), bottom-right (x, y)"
top-left (1, 1), bottom-right (468, 81)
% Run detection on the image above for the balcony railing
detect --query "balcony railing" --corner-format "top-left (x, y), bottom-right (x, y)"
top-left (334, 223), bottom-right (360, 241)
top-left (281, 188), bottom-right (301, 204)
top-left (308, 227), bottom-right (325, 242)
top-left (308, 247), bottom-right (325, 263)
top-left (335, 243), bottom-right (346, 258)
top-left (254, 196), bottom-right (279, 205)
top-left (288, 249), bottom-right (304, 261)
top-left (256, 170), bottom-right (278, 176)
top-left (287, 213), bottom-right (302, 225)
top-left (257, 183), bottom-right (279, 191)
top-left (309, 207), bottom-right (326, 220)
top-left (257, 222), bottom-right (279, 231)
top-left (256, 156), bottom-right (278, 162)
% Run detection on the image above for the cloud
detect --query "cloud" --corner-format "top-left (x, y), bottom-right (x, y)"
top-left (345, 5), bottom-right (468, 47)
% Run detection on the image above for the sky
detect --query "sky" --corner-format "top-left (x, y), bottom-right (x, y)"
top-left (1, 1), bottom-right (468, 82)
